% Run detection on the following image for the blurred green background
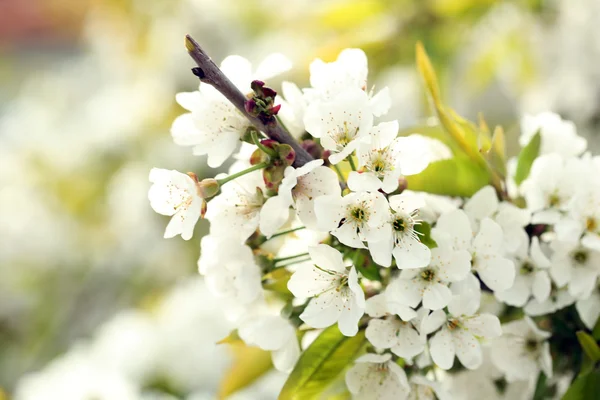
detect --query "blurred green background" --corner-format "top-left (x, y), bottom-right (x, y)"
top-left (1, 0), bottom-right (599, 398)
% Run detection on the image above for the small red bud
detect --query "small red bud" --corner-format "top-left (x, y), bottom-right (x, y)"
top-left (270, 104), bottom-right (282, 115)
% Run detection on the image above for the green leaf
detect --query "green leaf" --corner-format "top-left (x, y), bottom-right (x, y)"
top-left (562, 368), bottom-right (600, 400)
top-left (262, 268), bottom-right (293, 298)
top-left (592, 318), bottom-right (600, 341)
top-left (279, 326), bottom-right (366, 400)
top-left (414, 221), bottom-right (437, 249)
top-left (577, 331), bottom-right (600, 362)
top-left (514, 131), bottom-right (541, 185)
top-left (352, 251), bottom-right (381, 281)
top-left (219, 342), bottom-right (273, 399)
top-left (406, 156), bottom-right (491, 197)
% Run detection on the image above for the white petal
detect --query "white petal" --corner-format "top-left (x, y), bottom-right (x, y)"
top-left (314, 195), bottom-right (345, 232)
top-left (429, 328), bottom-right (455, 370)
top-left (369, 87), bottom-right (392, 117)
top-left (365, 294), bottom-right (389, 317)
top-left (254, 53), bottom-right (292, 80)
top-left (476, 255), bottom-right (515, 292)
top-left (433, 210), bottom-right (472, 251)
top-left (472, 218), bottom-right (503, 254)
top-left (368, 237), bottom-right (393, 267)
top-left (452, 329), bottom-right (482, 369)
top-left (576, 291), bottom-right (600, 330)
top-left (272, 338), bottom-right (300, 373)
top-left (393, 325), bottom-right (425, 358)
top-left (366, 318), bottom-right (399, 348)
top-left (308, 244), bottom-right (346, 273)
top-left (532, 271), bottom-right (551, 303)
top-left (423, 283), bottom-right (452, 310)
top-left (393, 238), bottom-right (431, 269)
top-left (464, 186), bottom-right (498, 226)
top-left (462, 314), bottom-right (502, 338)
top-left (421, 310), bottom-right (447, 335)
top-left (338, 294), bottom-right (364, 336)
top-left (347, 171), bottom-right (383, 192)
top-left (259, 196), bottom-right (291, 237)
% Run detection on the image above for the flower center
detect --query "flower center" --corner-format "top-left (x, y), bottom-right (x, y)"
top-left (420, 268), bottom-right (436, 282)
top-left (548, 193), bottom-right (561, 207)
top-left (350, 207), bottom-right (368, 222)
top-left (525, 338), bottom-right (539, 353)
top-left (447, 319), bottom-right (460, 331)
top-left (332, 121), bottom-right (358, 149)
top-left (520, 261), bottom-right (535, 275)
top-left (393, 217), bottom-right (406, 232)
top-left (586, 217), bottom-right (598, 232)
top-left (572, 250), bottom-right (588, 265)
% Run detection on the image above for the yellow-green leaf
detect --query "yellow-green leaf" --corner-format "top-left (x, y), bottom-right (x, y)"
top-left (416, 41), bottom-right (442, 106)
top-left (414, 221), bottom-right (437, 249)
top-left (219, 343), bottom-right (272, 399)
top-left (562, 368), bottom-right (600, 400)
top-left (577, 331), bottom-right (600, 362)
top-left (263, 268), bottom-right (293, 298)
top-left (514, 131), bottom-right (541, 185)
top-left (279, 326), bottom-right (366, 400)
top-left (406, 156), bottom-right (491, 197)
top-left (217, 330), bottom-right (242, 345)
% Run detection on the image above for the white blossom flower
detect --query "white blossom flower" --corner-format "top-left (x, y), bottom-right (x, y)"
top-left (386, 244), bottom-right (471, 310)
top-left (306, 48), bottom-right (391, 116)
top-left (433, 209), bottom-right (515, 292)
top-left (555, 186), bottom-right (600, 251)
top-left (238, 314), bottom-right (300, 373)
top-left (345, 353), bottom-right (409, 400)
top-left (148, 168), bottom-right (204, 240)
top-left (521, 154), bottom-right (586, 224)
top-left (365, 294), bottom-right (425, 359)
top-left (314, 191), bottom-right (391, 249)
top-left (407, 376), bottom-right (450, 400)
top-left (422, 292), bottom-right (502, 370)
top-left (287, 244), bottom-right (365, 336)
top-left (259, 160), bottom-right (340, 236)
top-left (520, 112), bottom-right (587, 157)
top-left (198, 235), bottom-right (263, 321)
top-left (367, 194), bottom-right (431, 269)
top-left (171, 54), bottom-right (291, 167)
top-left (491, 317), bottom-right (552, 381)
top-left (277, 81), bottom-right (308, 139)
top-left (347, 122), bottom-right (431, 194)
top-left (576, 287), bottom-right (600, 330)
top-left (496, 236), bottom-right (551, 306)
top-left (205, 170), bottom-right (265, 243)
top-left (304, 88), bottom-right (373, 164)
top-left (549, 241), bottom-right (600, 299)
top-left (524, 286), bottom-right (575, 316)
top-left (464, 185), bottom-right (531, 254)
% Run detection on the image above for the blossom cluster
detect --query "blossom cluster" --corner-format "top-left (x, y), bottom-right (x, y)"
top-left (148, 46), bottom-right (600, 399)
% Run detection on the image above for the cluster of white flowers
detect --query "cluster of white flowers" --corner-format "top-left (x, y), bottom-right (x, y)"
top-left (148, 46), bottom-right (600, 399)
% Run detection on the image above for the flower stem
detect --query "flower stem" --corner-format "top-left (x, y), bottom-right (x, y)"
top-left (273, 252), bottom-right (310, 264)
top-left (333, 164), bottom-right (345, 181)
top-left (347, 156), bottom-right (357, 171)
top-left (252, 130), bottom-right (277, 157)
top-left (217, 162), bottom-right (269, 186)
top-left (268, 226), bottom-right (306, 239)
top-left (272, 257), bottom-right (311, 269)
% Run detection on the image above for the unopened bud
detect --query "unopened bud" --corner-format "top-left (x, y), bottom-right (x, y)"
top-left (396, 176), bottom-right (408, 194)
top-left (276, 144), bottom-right (295, 166)
top-left (263, 165), bottom-right (286, 191)
top-left (197, 178), bottom-right (220, 199)
top-left (245, 98), bottom-right (258, 115)
top-left (250, 148), bottom-right (268, 165)
top-left (200, 199), bottom-right (208, 218)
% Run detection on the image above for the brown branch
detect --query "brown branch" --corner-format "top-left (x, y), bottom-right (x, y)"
top-left (184, 35), bottom-right (313, 168)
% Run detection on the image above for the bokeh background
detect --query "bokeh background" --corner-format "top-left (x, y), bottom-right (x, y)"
top-left (1, 0), bottom-right (600, 398)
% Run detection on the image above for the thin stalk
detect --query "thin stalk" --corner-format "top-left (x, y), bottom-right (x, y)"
top-left (268, 226), bottom-right (306, 239)
top-left (347, 156), bottom-right (357, 171)
top-left (217, 162), bottom-right (269, 186)
top-left (272, 257), bottom-right (311, 269)
top-left (273, 252), bottom-right (310, 264)
top-left (252, 130), bottom-right (277, 157)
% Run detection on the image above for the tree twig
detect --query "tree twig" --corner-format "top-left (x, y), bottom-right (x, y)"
top-left (184, 35), bottom-right (313, 168)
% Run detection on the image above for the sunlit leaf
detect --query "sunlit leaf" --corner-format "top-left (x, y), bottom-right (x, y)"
top-left (217, 329), bottom-right (242, 345)
top-left (514, 131), bottom-right (541, 185)
top-left (219, 343), bottom-right (273, 399)
top-left (279, 326), bottom-right (366, 400)
top-left (263, 268), bottom-right (293, 298)
top-left (406, 156), bottom-right (491, 197)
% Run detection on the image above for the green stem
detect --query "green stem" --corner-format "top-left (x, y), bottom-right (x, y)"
top-left (217, 162), bottom-right (269, 186)
top-left (272, 257), bottom-right (311, 269)
top-left (347, 156), bottom-right (357, 171)
top-left (268, 226), bottom-right (306, 239)
top-left (273, 252), bottom-right (310, 264)
top-left (252, 130), bottom-right (277, 157)
top-left (333, 164), bottom-right (345, 181)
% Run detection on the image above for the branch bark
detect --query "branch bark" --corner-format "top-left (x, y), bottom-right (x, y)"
top-left (184, 35), bottom-right (313, 168)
